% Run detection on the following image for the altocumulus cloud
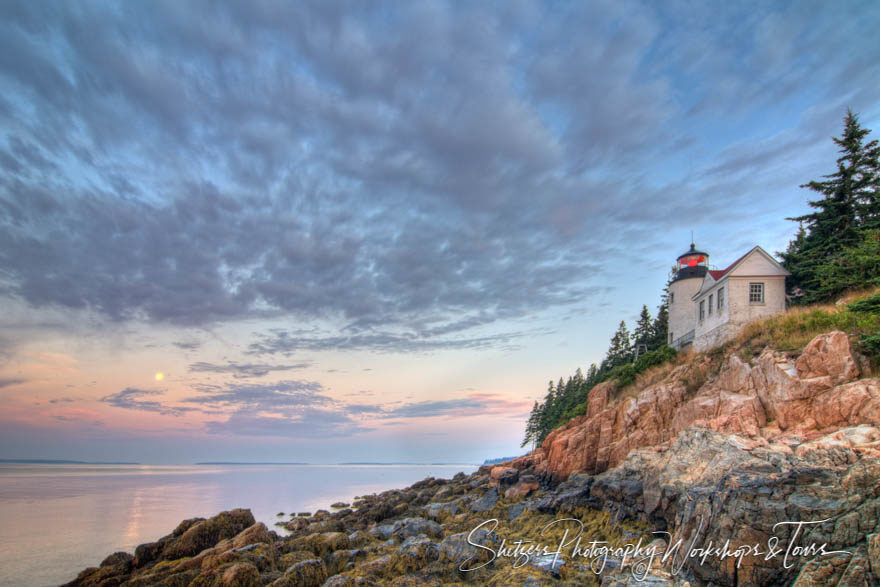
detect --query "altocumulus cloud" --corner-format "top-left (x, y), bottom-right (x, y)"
top-left (188, 361), bottom-right (311, 379)
top-left (183, 380), bottom-right (330, 410)
top-left (203, 409), bottom-right (370, 439)
top-left (183, 379), bottom-right (371, 438)
top-left (378, 393), bottom-right (532, 419)
top-left (99, 378), bottom-right (529, 438)
top-left (101, 388), bottom-right (201, 417)
top-left (0, 0), bottom-right (878, 355)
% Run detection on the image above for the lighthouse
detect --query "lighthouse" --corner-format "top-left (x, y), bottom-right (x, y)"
top-left (668, 243), bottom-right (709, 349)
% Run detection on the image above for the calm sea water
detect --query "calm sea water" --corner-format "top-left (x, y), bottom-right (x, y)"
top-left (0, 463), bottom-right (477, 587)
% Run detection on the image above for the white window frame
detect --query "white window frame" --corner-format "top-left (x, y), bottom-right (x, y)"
top-left (717, 287), bottom-right (724, 310)
top-left (749, 282), bottom-right (765, 304)
top-left (699, 300), bottom-right (705, 322)
top-left (708, 294), bottom-right (713, 316)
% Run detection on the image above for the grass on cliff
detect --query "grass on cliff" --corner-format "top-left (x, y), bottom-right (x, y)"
top-left (557, 346), bottom-right (681, 423)
top-left (735, 287), bottom-right (880, 360)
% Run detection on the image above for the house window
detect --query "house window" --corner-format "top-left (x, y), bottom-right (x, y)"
top-left (669, 332), bottom-right (673, 344)
top-left (699, 300), bottom-right (705, 322)
top-left (708, 294), bottom-right (713, 315)
top-left (749, 282), bottom-right (764, 303)
top-left (718, 287), bottom-right (724, 310)
top-left (670, 292), bottom-right (674, 304)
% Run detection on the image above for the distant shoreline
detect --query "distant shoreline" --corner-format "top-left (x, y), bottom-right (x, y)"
top-left (196, 461), bottom-right (479, 466)
top-left (0, 458), bottom-right (141, 465)
top-left (0, 458), bottom-right (481, 466)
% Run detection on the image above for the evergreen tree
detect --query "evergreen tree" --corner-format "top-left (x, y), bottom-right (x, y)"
top-left (649, 302), bottom-right (669, 348)
top-left (602, 320), bottom-right (632, 370)
top-left (633, 305), bottom-right (653, 351)
top-left (552, 376), bottom-right (566, 423)
top-left (783, 109), bottom-right (880, 302)
top-left (649, 272), bottom-right (673, 348)
top-left (536, 380), bottom-right (556, 442)
top-left (521, 401), bottom-right (541, 448)
top-left (815, 230), bottom-right (880, 295)
top-left (586, 363), bottom-right (599, 386)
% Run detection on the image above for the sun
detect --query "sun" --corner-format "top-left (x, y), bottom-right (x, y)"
top-left (155, 372), bottom-right (164, 381)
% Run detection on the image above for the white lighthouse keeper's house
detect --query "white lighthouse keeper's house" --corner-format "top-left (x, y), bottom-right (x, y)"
top-left (667, 243), bottom-right (789, 351)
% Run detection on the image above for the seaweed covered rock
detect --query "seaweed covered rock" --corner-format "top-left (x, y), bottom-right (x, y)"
top-left (163, 509), bottom-right (256, 560)
top-left (220, 562), bottom-right (261, 586)
top-left (271, 558), bottom-right (327, 587)
top-left (391, 517), bottom-right (442, 539)
top-left (389, 536), bottom-right (439, 574)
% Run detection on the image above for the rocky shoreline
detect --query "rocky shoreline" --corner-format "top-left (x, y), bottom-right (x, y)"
top-left (63, 462), bottom-right (666, 586)
top-left (62, 424), bottom-right (880, 586)
top-left (64, 331), bottom-right (880, 585)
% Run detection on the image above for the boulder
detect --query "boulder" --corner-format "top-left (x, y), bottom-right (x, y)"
top-left (220, 562), bottom-right (260, 586)
top-left (438, 530), bottom-right (499, 571)
top-left (488, 466), bottom-right (519, 487)
top-left (325, 548), bottom-right (366, 575)
top-left (389, 536), bottom-right (439, 573)
top-left (795, 330), bottom-right (860, 384)
top-left (232, 522), bottom-right (272, 549)
top-left (422, 500), bottom-right (460, 522)
top-left (504, 479), bottom-right (539, 500)
top-left (99, 552), bottom-right (133, 574)
top-left (390, 517), bottom-right (442, 540)
top-left (271, 559), bottom-right (327, 587)
top-left (470, 488), bottom-right (498, 512)
top-left (163, 509), bottom-right (256, 560)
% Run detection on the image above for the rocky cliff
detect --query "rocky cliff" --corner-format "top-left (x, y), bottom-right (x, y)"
top-left (511, 331), bottom-right (877, 482)
top-left (499, 330), bottom-right (880, 584)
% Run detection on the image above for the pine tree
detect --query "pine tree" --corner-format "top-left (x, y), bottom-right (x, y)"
top-left (521, 401), bottom-right (541, 448)
top-left (536, 380), bottom-right (556, 443)
top-left (815, 230), bottom-right (880, 294)
top-left (633, 305), bottom-right (653, 351)
top-left (783, 109), bottom-right (880, 302)
top-left (602, 320), bottom-right (632, 370)
top-left (552, 376), bottom-right (566, 423)
top-left (649, 302), bottom-right (669, 348)
top-left (586, 363), bottom-right (599, 386)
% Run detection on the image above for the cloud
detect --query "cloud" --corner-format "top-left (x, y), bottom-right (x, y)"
top-left (188, 361), bottom-right (311, 378)
top-left (246, 328), bottom-right (543, 355)
top-left (101, 387), bottom-right (199, 417)
top-left (183, 380), bottom-right (328, 410)
top-left (203, 409), bottom-right (370, 439)
top-left (0, 0), bottom-right (877, 354)
top-left (379, 392), bottom-right (532, 419)
top-left (0, 378), bottom-right (25, 389)
top-left (179, 379), bottom-right (372, 438)
top-left (53, 411), bottom-right (105, 427)
top-left (0, 1), bottom-right (673, 341)
top-left (173, 341), bottom-right (202, 351)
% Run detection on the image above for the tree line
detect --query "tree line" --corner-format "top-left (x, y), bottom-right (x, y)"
top-left (521, 300), bottom-right (673, 448)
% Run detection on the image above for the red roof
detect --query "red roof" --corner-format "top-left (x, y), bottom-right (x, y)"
top-left (708, 250), bottom-right (751, 281)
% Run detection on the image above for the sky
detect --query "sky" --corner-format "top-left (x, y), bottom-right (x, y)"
top-left (1, 0), bottom-right (879, 464)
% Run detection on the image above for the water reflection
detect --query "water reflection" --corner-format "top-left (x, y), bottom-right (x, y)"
top-left (0, 463), bottom-right (475, 586)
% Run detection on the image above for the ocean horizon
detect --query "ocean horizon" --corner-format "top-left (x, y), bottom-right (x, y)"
top-left (0, 462), bottom-right (478, 587)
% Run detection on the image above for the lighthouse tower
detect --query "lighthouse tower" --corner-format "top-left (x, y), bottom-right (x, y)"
top-left (668, 243), bottom-right (709, 349)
